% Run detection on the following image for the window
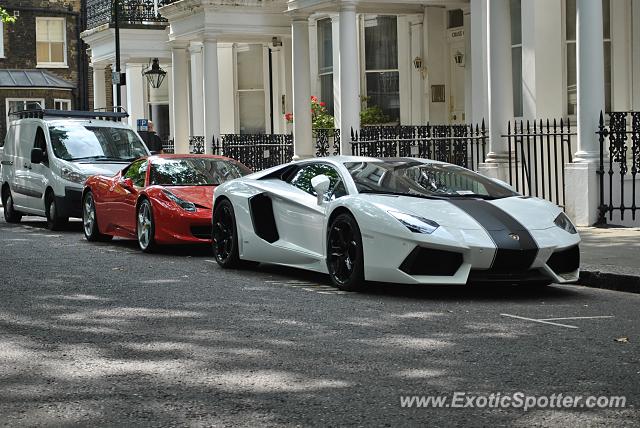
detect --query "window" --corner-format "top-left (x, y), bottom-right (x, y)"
top-left (36, 17), bottom-right (66, 66)
top-left (54, 99), bottom-right (71, 110)
top-left (5, 98), bottom-right (45, 127)
top-left (317, 18), bottom-right (334, 115)
top-left (448, 9), bottom-right (464, 29)
top-left (363, 15), bottom-right (400, 123)
top-left (34, 127), bottom-right (49, 165)
top-left (511, 0), bottom-right (523, 117)
top-left (236, 44), bottom-right (265, 134)
top-left (0, 21), bottom-right (4, 58)
top-left (565, 0), bottom-right (611, 115)
top-left (123, 159), bottom-right (148, 188)
top-left (288, 164), bottom-right (347, 199)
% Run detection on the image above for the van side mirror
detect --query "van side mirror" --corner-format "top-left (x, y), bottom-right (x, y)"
top-left (311, 174), bottom-right (331, 205)
top-left (31, 148), bottom-right (44, 164)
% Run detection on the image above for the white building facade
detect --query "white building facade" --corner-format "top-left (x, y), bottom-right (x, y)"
top-left (82, 0), bottom-right (640, 226)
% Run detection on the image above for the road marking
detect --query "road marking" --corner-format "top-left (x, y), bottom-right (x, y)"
top-left (539, 316), bottom-right (615, 321)
top-left (500, 313), bottom-right (579, 329)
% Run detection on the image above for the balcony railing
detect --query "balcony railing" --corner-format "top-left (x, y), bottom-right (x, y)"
top-left (86, 0), bottom-right (179, 30)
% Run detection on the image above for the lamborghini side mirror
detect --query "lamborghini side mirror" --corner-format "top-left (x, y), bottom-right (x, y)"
top-left (311, 174), bottom-right (331, 205)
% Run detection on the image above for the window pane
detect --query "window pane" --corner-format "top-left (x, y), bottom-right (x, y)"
top-left (510, 0), bottom-right (521, 46)
top-left (51, 42), bottom-right (64, 63)
top-left (366, 71), bottom-right (400, 122)
top-left (319, 74), bottom-right (334, 116)
top-left (567, 42), bottom-right (577, 115)
top-left (238, 91), bottom-right (265, 134)
top-left (566, 0), bottom-right (576, 41)
top-left (36, 42), bottom-right (49, 62)
top-left (512, 46), bottom-right (523, 117)
top-left (448, 9), bottom-right (464, 29)
top-left (36, 20), bottom-right (47, 41)
top-left (237, 44), bottom-right (263, 90)
top-left (49, 20), bottom-right (64, 42)
top-left (317, 18), bottom-right (333, 74)
top-left (364, 16), bottom-right (398, 70)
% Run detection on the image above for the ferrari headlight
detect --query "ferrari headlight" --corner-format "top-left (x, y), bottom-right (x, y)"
top-left (388, 210), bottom-right (439, 234)
top-left (554, 212), bottom-right (577, 234)
top-left (61, 167), bottom-right (89, 184)
top-left (162, 189), bottom-right (196, 212)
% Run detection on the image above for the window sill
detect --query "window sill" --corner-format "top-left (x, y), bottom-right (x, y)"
top-left (36, 63), bottom-right (69, 69)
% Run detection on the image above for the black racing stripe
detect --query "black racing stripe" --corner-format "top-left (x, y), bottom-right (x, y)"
top-left (448, 199), bottom-right (538, 271)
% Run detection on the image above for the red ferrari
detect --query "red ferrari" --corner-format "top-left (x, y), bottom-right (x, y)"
top-left (82, 154), bottom-right (251, 252)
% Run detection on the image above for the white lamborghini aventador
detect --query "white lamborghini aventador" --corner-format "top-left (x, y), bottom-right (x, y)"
top-left (211, 156), bottom-right (580, 291)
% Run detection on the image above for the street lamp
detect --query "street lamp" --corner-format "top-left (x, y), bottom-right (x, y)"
top-left (142, 58), bottom-right (167, 89)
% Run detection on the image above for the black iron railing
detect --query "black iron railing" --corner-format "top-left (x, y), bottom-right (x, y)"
top-left (189, 136), bottom-right (205, 154)
top-left (350, 123), bottom-right (487, 171)
top-left (213, 134), bottom-right (293, 171)
top-left (314, 128), bottom-right (340, 157)
top-left (86, 0), bottom-right (177, 29)
top-left (597, 111), bottom-right (640, 223)
top-left (504, 119), bottom-right (574, 208)
top-left (162, 138), bottom-right (174, 154)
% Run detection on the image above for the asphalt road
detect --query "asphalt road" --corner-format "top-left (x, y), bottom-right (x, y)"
top-left (0, 217), bottom-right (638, 427)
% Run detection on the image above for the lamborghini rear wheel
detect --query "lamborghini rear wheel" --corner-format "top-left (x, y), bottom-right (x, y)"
top-left (327, 213), bottom-right (365, 291)
top-left (212, 199), bottom-right (242, 268)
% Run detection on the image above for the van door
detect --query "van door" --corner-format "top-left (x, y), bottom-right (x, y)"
top-left (22, 126), bottom-right (49, 213)
top-left (12, 122), bottom-right (38, 210)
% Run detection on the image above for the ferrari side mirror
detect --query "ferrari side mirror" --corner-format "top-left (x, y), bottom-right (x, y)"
top-left (120, 177), bottom-right (135, 191)
top-left (311, 174), bottom-right (331, 205)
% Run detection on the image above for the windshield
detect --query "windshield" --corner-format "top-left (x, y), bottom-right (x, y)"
top-left (49, 124), bottom-right (148, 162)
top-left (344, 161), bottom-right (518, 199)
top-left (149, 158), bottom-right (252, 186)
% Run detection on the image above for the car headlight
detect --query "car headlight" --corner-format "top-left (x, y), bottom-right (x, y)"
top-left (388, 210), bottom-right (439, 234)
top-left (554, 212), bottom-right (577, 234)
top-left (162, 189), bottom-right (196, 212)
top-left (61, 167), bottom-right (89, 184)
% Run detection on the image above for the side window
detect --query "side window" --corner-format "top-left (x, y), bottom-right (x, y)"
top-left (289, 164), bottom-right (346, 199)
top-left (123, 160), bottom-right (148, 187)
top-left (34, 127), bottom-right (48, 164)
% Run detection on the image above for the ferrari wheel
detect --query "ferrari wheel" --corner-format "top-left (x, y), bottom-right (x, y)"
top-left (327, 213), bottom-right (365, 291)
top-left (2, 189), bottom-right (22, 223)
top-left (212, 199), bottom-right (242, 268)
top-left (46, 192), bottom-right (68, 231)
top-left (82, 191), bottom-right (112, 242)
top-left (137, 199), bottom-right (156, 253)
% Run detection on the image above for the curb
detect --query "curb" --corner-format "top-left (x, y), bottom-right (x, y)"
top-left (578, 270), bottom-right (640, 294)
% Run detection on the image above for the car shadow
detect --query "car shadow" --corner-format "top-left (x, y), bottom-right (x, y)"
top-left (251, 263), bottom-right (581, 302)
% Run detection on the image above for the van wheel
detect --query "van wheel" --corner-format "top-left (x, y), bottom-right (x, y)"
top-left (46, 192), bottom-right (68, 231)
top-left (3, 190), bottom-right (22, 223)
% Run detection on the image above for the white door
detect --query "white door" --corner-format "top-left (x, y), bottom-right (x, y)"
top-left (12, 122), bottom-right (38, 210)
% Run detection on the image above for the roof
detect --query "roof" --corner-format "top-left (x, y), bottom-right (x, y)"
top-left (0, 70), bottom-right (75, 89)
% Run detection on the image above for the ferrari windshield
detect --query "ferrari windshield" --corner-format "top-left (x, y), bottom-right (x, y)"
top-left (49, 124), bottom-right (148, 162)
top-left (344, 161), bottom-right (518, 199)
top-left (149, 158), bottom-right (252, 186)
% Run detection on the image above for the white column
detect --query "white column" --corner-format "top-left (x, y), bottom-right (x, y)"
top-left (339, 2), bottom-right (360, 154)
top-left (471, 0), bottom-right (488, 125)
top-left (189, 42), bottom-right (205, 137)
top-left (611, 0), bottom-right (631, 111)
top-left (633, 0), bottom-right (640, 109)
top-left (203, 37), bottom-right (221, 155)
top-left (125, 63), bottom-right (146, 127)
top-left (463, 8), bottom-right (472, 123)
top-left (565, 0), bottom-right (606, 226)
top-left (92, 65), bottom-right (107, 111)
top-left (486, 0), bottom-right (513, 161)
top-left (575, 0), bottom-right (605, 161)
top-left (171, 45), bottom-right (190, 154)
top-left (167, 65), bottom-right (175, 144)
top-left (331, 14), bottom-right (342, 128)
top-left (291, 15), bottom-right (313, 159)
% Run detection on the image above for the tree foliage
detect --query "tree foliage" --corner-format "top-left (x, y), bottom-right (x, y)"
top-left (1, 7), bottom-right (16, 23)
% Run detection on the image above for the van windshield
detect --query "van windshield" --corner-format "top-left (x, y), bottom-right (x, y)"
top-left (49, 124), bottom-right (148, 162)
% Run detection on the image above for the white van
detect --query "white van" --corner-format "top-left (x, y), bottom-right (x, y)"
top-left (1, 108), bottom-right (150, 230)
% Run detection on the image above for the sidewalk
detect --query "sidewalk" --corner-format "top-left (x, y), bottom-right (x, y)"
top-left (578, 226), bottom-right (640, 293)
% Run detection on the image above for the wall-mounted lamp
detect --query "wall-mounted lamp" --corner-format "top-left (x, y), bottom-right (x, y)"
top-left (413, 56), bottom-right (427, 79)
top-left (142, 58), bottom-right (167, 89)
top-left (454, 50), bottom-right (465, 67)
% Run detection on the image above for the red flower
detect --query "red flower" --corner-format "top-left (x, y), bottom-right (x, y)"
top-left (284, 112), bottom-right (294, 123)
top-left (320, 102), bottom-right (326, 107)
top-left (310, 95), bottom-right (318, 103)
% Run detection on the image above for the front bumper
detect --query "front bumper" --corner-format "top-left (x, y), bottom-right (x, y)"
top-left (55, 187), bottom-right (83, 218)
top-left (152, 201), bottom-right (213, 245)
